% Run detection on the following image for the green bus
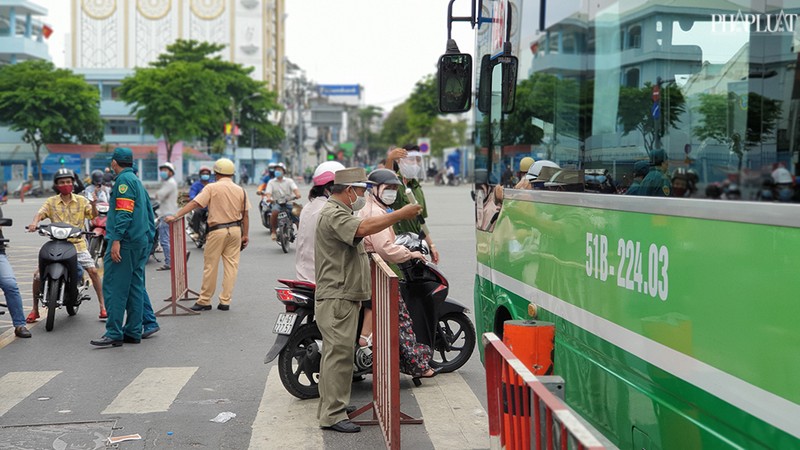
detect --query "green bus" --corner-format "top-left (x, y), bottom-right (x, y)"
top-left (438, 0), bottom-right (800, 448)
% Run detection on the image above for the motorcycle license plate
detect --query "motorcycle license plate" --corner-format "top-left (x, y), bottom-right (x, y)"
top-left (272, 313), bottom-right (297, 335)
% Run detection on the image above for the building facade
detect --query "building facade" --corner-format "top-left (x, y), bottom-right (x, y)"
top-left (70, 0), bottom-right (285, 94)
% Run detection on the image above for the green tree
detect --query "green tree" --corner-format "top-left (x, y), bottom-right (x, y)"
top-left (618, 82), bottom-right (686, 154)
top-left (153, 39), bottom-right (284, 151)
top-left (693, 91), bottom-right (782, 171)
top-left (379, 75), bottom-right (467, 157)
top-left (0, 60), bottom-right (103, 189)
top-left (119, 60), bottom-right (227, 162)
top-left (350, 105), bottom-right (383, 162)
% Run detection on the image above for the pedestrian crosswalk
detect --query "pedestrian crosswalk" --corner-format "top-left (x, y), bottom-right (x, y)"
top-left (0, 365), bottom-right (489, 449)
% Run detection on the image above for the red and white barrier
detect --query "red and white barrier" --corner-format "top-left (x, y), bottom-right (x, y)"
top-left (155, 217), bottom-right (200, 316)
top-left (484, 333), bottom-right (606, 450)
top-left (349, 253), bottom-right (422, 447)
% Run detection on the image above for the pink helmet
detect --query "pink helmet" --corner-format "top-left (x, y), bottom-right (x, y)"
top-left (312, 161), bottom-right (346, 186)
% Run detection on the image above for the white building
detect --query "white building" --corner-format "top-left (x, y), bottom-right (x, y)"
top-left (69, 0), bottom-right (285, 94)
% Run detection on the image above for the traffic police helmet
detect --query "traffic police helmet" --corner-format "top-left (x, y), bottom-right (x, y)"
top-left (213, 158), bottom-right (235, 176)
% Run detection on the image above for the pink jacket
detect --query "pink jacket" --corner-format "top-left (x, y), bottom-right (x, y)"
top-left (358, 194), bottom-right (413, 264)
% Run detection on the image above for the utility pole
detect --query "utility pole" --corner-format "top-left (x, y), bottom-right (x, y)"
top-left (296, 77), bottom-right (304, 176)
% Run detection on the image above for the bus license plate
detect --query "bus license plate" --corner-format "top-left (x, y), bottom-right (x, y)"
top-left (272, 313), bottom-right (297, 335)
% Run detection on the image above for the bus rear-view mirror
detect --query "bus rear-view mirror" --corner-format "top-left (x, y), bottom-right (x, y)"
top-left (438, 53), bottom-right (473, 113)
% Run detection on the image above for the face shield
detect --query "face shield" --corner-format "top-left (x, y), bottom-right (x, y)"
top-left (397, 151), bottom-right (425, 180)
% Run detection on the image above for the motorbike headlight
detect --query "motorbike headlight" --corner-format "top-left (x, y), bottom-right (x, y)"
top-left (51, 227), bottom-right (71, 240)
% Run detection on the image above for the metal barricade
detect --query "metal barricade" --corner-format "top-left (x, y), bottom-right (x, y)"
top-left (155, 217), bottom-right (199, 316)
top-left (350, 254), bottom-right (422, 448)
top-left (484, 333), bottom-right (605, 450)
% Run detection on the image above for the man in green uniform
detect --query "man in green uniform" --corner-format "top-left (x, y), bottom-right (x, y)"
top-left (314, 167), bottom-right (421, 433)
top-left (386, 145), bottom-right (440, 263)
top-left (91, 148), bottom-right (157, 347)
top-left (640, 149), bottom-right (671, 197)
top-left (625, 160), bottom-right (651, 196)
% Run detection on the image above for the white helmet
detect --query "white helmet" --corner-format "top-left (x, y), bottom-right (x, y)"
top-left (312, 161), bottom-right (346, 186)
top-left (526, 160), bottom-right (560, 181)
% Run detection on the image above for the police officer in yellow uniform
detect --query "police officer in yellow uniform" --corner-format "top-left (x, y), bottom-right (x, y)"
top-left (91, 147), bottom-right (157, 347)
top-left (167, 158), bottom-right (250, 311)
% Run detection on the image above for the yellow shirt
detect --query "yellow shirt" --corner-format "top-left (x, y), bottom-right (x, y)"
top-left (38, 194), bottom-right (94, 252)
top-left (193, 177), bottom-right (251, 227)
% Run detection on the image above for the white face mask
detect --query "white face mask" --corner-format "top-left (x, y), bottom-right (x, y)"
top-left (380, 189), bottom-right (397, 205)
top-left (349, 188), bottom-right (366, 211)
top-left (397, 157), bottom-right (422, 180)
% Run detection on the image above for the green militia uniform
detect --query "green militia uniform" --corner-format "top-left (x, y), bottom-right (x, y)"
top-left (640, 168), bottom-right (671, 197)
top-left (103, 167), bottom-right (155, 340)
top-left (391, 178), bottom-right (427, 235)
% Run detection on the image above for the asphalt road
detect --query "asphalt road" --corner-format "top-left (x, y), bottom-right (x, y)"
top-left (0, 183), bottom-right (488, 450)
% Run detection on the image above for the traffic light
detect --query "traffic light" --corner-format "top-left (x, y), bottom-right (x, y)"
top-left (327, 153), bottom-right (335, 161)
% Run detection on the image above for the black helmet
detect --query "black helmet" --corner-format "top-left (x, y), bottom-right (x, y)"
top-left (53, 168), bottom-right (75, 183)
top-left (91, 170), bottom-right (104, 185)
top-left (367, 168), bottom-right (402, 186)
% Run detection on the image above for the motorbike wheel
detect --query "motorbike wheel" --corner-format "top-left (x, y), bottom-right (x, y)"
top-left (279, 221), bottom-right (289, 253)
top-left (66, 295), bottom-right (80, 316)
top-left (278, 323), bottom-right (322, 400)
top-left (88, 235), bottom-right (102, 261)
top-left (44, 278), bottom-right (62, 332)
top-left (196, 222), bottom-right (207, 249)
top-left (429, 312), bottom-right (476, 373)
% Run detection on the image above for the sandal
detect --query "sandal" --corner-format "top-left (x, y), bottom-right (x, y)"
top-left (358, 334), bottom-right (373, 348)
top-left (25, 311), bottom-right (40, 323)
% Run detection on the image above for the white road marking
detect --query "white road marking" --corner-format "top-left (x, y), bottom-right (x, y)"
top-left (0, 371), bottom-right (61, 416)
top-left (415, 372), bottom-right (489, 450)
top-left (249, 366), bottom-right (322, 450)
top-left (102, 367), bottom-right (198, 414)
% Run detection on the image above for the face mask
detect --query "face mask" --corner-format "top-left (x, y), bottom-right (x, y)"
top-left (275, 170), bottom-right (283, 178)
top-left (160, 170), bottom-right (169, 180)
top-left (57, 184), bottom-right (73, 195)
top-left (380, 189), bottom-right (397, 205)
top-left (200, 174), bottom-right (210, 181)
top-left (349, 188), bottom-right (366, 211)
top-left (672, 187), bottom-right (686, 197)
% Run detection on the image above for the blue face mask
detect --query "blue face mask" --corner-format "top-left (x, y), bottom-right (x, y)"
top-left (200, 174), bottom-right (210, 181)
top-left (159, 170), bottom-right (169, 180)
top-left (275, 170), bottom-right (283, 178)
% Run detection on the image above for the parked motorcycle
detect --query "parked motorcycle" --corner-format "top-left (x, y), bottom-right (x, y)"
top-left (33, 223), bottom-right (93, 331)
top-left (12, 181), bottom-right (43, 198)
top-left (86, 201), bottom-right (109, 266)
top-left (265, 233), bottom-right (476, 399)
top-left (186, 208), bottom-right (208, 248)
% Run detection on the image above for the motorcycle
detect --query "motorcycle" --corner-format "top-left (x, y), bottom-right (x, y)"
top-left (86, 201), bottom-right (109, 266)
top-left (186, 208), bottom-right (208, 248)
top-left (265, 232), bottom-right (476, 399)
top-left (0, 217), bottom-right (11, 316)
top-left (150, 201), bottom-right (161, 262)
top-left (275, 202), bottom-right (302, 253)
top-left (33, 223), bottom-right (93, 331)
top-left (12, 181), bottom-right (43, 198)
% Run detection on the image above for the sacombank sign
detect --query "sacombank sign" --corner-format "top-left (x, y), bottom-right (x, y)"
top-left (318, 85), bottom-right (360, 96)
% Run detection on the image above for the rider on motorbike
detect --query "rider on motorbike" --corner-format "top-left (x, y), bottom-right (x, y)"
top-left (295, 161), bottom-right (345, 282)
top-left (358, 168), bottom-right (437, 379)
top-left (263, 163), bottom-right (300, 241)
top-left (26, 168), bottom-right (107, 322)
top-left (84, 170), bottom-right (110, 203)
top-left (186, 166), bottom-right (213, 241)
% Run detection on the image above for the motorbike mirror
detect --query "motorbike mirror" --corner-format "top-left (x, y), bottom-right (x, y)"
top-left (437, 40), bottom-right (472, 113)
